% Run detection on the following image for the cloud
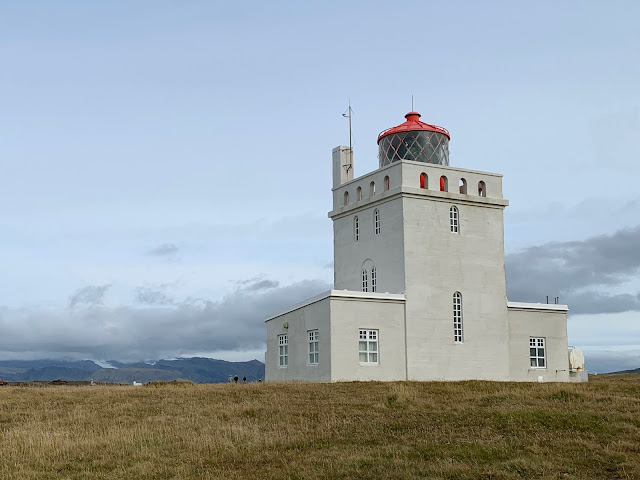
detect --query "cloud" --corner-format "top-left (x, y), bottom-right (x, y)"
top-left (147, 243), bottom-right (179, 257)
top-left (506, 225), bottom-right (640, 314)
top-left (243, 279), bottom-right (279, 291)
top-left (68, 285), bottom-right (111, 308)
top-left (0, 279), bottom-right (330, 362)
top-left (136, 285), bottom-right (175, 305)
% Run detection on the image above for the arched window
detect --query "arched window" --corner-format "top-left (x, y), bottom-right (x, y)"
top-left (450, 206), bottom-right (459, 233)
top-left (383, 176), bottom-right (390, 191)
top-left (374, 208), bottom-right (381, 235)
top-left (370, 181), bottom-right (376, 196)
top-left (420, 173), bottom-right (428, 189)
top-left (371, 266), bottom-right (377, 292)
top-left (362, 269), bottom-right (368, 292)
top-left (354, 216), bottom-right (359, 242)
top-left (453, 292), bottom-right (463, 343)
top-left (343, 191), bottom-right (349, 206)
top-left (459, 178), bottom-right (467, 194)
top-left (478, 181), bottom-right (486, 197)
top-left (440, 175), bottom-right (448, 192)
top-left (356, 186), bottom-right (362, 201)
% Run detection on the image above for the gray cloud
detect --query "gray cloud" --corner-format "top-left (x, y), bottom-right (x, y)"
top-left (68, 285), bottom-right (111, 308)
top-left (243, 279), bottom-right (279, 291)
top-left (147, 243), bottom-right (179, 257)
top-left (506, 225), bottom-right (640, 314)
top-left (136, 286), bottom-right (175, 306)
top-left (0, 279), bottom-right (330, 362)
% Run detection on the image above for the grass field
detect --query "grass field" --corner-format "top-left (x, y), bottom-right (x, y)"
top-left (0, 375), bottom-right (638, 479)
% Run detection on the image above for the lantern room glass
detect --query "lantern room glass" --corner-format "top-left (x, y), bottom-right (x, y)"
top-left (378, 131), bottom-right (449, 167)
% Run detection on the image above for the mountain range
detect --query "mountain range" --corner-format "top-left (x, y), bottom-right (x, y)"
top-left (0, 358), bottom-right (265, 384)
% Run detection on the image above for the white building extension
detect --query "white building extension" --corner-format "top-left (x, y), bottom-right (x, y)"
top-left (265, 111), bottom-right (586, 383)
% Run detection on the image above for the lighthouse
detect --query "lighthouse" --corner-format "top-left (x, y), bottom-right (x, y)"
top-left (265, 110), bottom-right (585, 383)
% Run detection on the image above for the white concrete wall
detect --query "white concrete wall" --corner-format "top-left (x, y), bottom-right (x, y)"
top-left (399, 160), bottom-right (504, 199)
top-left (507, 304), bottom-right (571, 382)
top-left (332, 146), bottom-right (353, 188)
top-left (402, 192), bottom-right (511, 380)
top-left (332, 196), bottom-right (406, 294)
top-left (329, 294), bottom-right (407, 382)
top-left (265, 295), bottom-right (331, 382)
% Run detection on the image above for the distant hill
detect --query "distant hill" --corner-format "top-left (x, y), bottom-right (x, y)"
top-left (91, 368), bottom-right (186, 384)
top-left (0, 357), bottom-right (265, 384)
top-left (5, 366), bottom-right (93, 382)
top-left (609, 367), bottom-right (640, 374)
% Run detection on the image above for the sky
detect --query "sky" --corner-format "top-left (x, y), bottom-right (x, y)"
top-left (0, 1), bottom-right (638, 372)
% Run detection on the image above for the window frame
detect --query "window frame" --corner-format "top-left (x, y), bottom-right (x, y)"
top-left (374, 208), bottom-right (381, 235)
top-left (358, 329), bottom-right (379, 365)
top-left (362, 269), bottom-right (368, 292)
top-left (308, 330), bottom-right (318, 366)
top-left (278, 334), bottom-right (288, 368)
top-left (453, 292), bottom-right (463, 343)
top-left (371, 266), bottom-right (377, 293)
top-left (530, 337), bottom-right (546, 369)
top-left (450, 206), bottom-right (459, 234)
top-left (354, 215), bottom-right (359, 242)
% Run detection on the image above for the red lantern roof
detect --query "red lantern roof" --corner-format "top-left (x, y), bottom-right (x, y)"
top-left (377, 111), bottom-right (450, 143)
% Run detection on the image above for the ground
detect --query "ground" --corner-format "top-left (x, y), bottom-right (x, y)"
top-left (0, 375), bottom-right (638, 479)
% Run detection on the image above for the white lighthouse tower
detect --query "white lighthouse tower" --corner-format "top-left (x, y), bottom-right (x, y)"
top-left (265, 111), bottom-right (585, 383)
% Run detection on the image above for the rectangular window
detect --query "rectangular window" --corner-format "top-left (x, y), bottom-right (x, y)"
top-left (453, 292), bottom-right (463, 343)
top-left (308, 330), bottom-right (318, 365)
top-left (371, 267), bottom-right (377, 293)
top-left (359, 329), bottom-right (378, 364)
top-left (362, 269), bottom-right (368, 292)
top-left (278, 334), bottom-right (288, 367)
top-left (529, 337), bottom-right (546, 368)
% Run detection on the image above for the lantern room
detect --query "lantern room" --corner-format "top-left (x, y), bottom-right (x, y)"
top-left (377, 111), bottom-right (450, 168)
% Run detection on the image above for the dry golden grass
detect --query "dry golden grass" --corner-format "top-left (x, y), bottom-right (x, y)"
top-left (0, 375), bottom-right (639, 479)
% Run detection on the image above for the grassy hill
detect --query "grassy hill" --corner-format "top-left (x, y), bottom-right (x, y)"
top-left (0, 374), bottom-right (638, 479)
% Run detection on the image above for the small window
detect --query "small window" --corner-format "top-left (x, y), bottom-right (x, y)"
top-left (359, 329), bottom-right (378, 364)
top-left (459, 178), bottom-right (467, 194)
top-left (354, 216), bottom-right (359, 242)
top-left (453, 292), bottom-right (463, 343)
top-left (420, 173), bottom-right (428, 189)
top-left (356, 186), bottom-right (362, 201)
top-left (478, 181), bottom-right (486, 197)
top-left (440, 175), bottom-right (448, 192)
top-left (343, 191), bottom-right (349, 206)
top-left (308, 330), bottom-right (318, 365)
top-left (383, 175), bottom-right (390, 191)
top-left (370, 181), bottom-right (376, 196)
top-left (374, 208), bottom-right (381, 235)
top-left (278, 334), bottom-right (288, 367)
top-left (530, 338), bottom-right (546, 368)
top-left (450, 206), bottom-right (459, 233)
top-left (362, 269), bottom-right (368, 292)
top-left (371, 266), bottom-right (377, 292)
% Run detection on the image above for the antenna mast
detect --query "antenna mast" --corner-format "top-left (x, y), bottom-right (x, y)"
top-left (342, 100), bottom-right (353, 173)
top-left (342, 100), bottom-right (353, 151)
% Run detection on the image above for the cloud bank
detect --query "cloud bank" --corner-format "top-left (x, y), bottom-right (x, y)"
top-left (0, 279), bottom-right (329, 362)
top-left (506, 225), bottom-right (640, 314)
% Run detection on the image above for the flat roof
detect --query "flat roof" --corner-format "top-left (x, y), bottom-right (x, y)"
top-left (507, 301), bottom-right (568, 312)
top-left (265, 289), bottom-right (406, 322)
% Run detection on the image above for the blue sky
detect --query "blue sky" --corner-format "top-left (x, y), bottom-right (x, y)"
top-left (1, 1), bottom-right (638, 371)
